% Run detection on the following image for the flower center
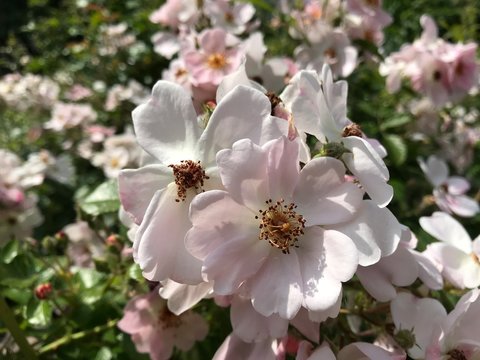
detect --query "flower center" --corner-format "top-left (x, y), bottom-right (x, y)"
top-left (158, 308), bottom-right (182, 329)
top-left (342, 123), bottom-right (363, 137)
top-left (175, 68), bottom-right (188, 79)
top-left (266, 91), bottom-right (283, 116)
top-left (447, 349), bottom-right (467, 360)
top-left (255, 199), bottom-right (306, 254)
top-left (471, 252), bottom-right (480, 265)
top-left (168, 160), bottom-right (209, 202)
top-left (224, 11), bottom-right (235, 23)
top-left (206, 53), bottom-right (227, 69)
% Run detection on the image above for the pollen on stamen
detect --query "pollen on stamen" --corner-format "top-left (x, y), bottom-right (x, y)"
top-left (168, 160), bottom-right (209, 202)
top-left (256, 198), bottom-right (306, 254)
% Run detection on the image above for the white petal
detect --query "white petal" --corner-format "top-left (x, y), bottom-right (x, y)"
top-left (250, 251), bottom-right (303, 319)
top-left (198, 85), bottom-right (288, 164)
top-left (297, 227), bottom-right (357, 312)
top-left (329, 200), bottom-right (403, 266)
top-left (342, 136), bottom-right (393, 207)
top-left (216, 139), bottom-right (268, 209)
top-left (419, 212), bottom-right (472, 253)
top-left (230, 296), bottom-right (288, 342)
top-left (418, 155), bottom-right (448, 187)
top-left (132, 81), bottom-right (200, 163)
top-left (159, 280), bottom-right (213, 315)
top-left (118, 164), bottom-right (172, 224)
top-left (134, 184), bottom-right (203, 284)
top-left (186, 190), bottom-right (269, 294)
top-left (294, 157), bottom-right (362, 226)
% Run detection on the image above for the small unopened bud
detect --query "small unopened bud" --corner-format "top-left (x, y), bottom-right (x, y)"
top-left (394, 328), bottom-right (416, 350)
top-left (200, 100), bottom-right (217, 128)
top-left (316, 142), bottom-right (350, 159)
top-left (106, 234), bottom-right (119, 247)
top-left (55, 231), bottom-right (67, 241)
top-left (35, 283), bottom-right (53, 300)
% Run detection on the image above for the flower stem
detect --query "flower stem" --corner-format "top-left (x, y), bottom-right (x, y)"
top-left (0, 296), bottom-right (38, 359)
top-left (39, 319), bottom-right (118, 354)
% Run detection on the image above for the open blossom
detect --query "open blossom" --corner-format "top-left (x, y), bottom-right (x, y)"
top-left (97, 23), bottom-right (136, 56)
top-left (118, 289), bottom-right (208, 360)
top-left (119, 80), bottom-right (288, 285)
top-left (380, 15), bottom-right (479, 106)
top-left (425, 289), bottom-right (480, 359)
top-left (421, 212), bottom-right (480, 289)
top-left (149, 0), bottom-right (198, 28)
top-left (204, 0), bottom-right (255, 35)
top-left (281, 65), bottom-right (393, 207)
top-left (186, 136), bottom-right (362, 319)
top-left (391, 290), bottom-right (480, 360)
top-left (44, 102), bottom-right (97, 132)
top-left (183, 28), bottom-right (243, 89)
top-left (344, 0), bottom-right (392, 46)
top-left (418, 155), bottom-right (479, 217)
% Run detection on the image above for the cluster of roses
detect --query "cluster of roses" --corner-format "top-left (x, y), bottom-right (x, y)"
top-left (149, 0), bottom-right (392, 110)
top-left (380, 15), bottom-right (478, 107)
top-left (116, 59), bottom-right (480, 359)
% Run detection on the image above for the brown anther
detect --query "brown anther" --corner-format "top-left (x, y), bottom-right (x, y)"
top-left (257, 198), bottom-right (306, 254)
top-left (342, 123), bottom-right (363, 137)
top-left (175, 68), bottom-right (188, 78)
top-left (471, 252), bottom-right (480, 265)
top-left (169, 160), bottom-right (209, 202)
top-left (433, 70), bottom-right (442, 81)
top-left (158, 308), bottom-right (182, 329)
top-left (224, 11), bottom-right (234, 23)
top-left (265, 91), bottom-right (283, 115)
top-left (206, 53), bottom-right (227, 69)
top-left (447, 349), bottom-right (467, 360)
top-left (324, 48), bottom-right (337, 60)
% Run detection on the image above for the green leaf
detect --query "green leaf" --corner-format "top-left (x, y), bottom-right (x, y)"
top-left (79, 180), bottom-right (120, 216)
top-left (0, 239), bottom-right (21, 264)
top-left (76, 268), bottom-right (104, 289)
top-left (383, 134), bottom-right (408, 166)
top-left (1, 287), bottom-right (32, 304)
top-left (94, 347), bottom-right (113, 360)
top-left (25, 299), bottom-right (53, 328)
top-left (380, 115), bottom-right (412, 131)
top-left (127, 263), bottom-right (143, 281)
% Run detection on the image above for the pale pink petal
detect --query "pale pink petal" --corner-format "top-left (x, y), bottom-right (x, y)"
top-left (293, 157), bottom-right (363, 226)
top-left (290, 308), bottom-right (319, 343)
top-left (418, 156), bottom-right (448, 187)
top-left (391, 292), bottom-right (446, 359)
top-left (186, 190), bottom-right (269, 294)
top-left (419, 212), bottom-right (472, 253)
top-left (296, 229), bottom-right (346, 313)
top-left (216, 139), bottom-right (268, 209)
top-left (174, 312), bottom-right (209, 351)
top-left (118, 164), bottom-right (172, 224)
top-left (132, 81), bottom-right (200, 163)
top-left (409, 250), bottom-right (443, 290)
top-left (134, 185), bottom-right (203, 284)
top-left (445, 176), bottom-right (470, 195)
top-left (200, 28), bottom-right (227, 54)
top-left (230, 296), bottom-right (288, 342)
top-left (265, 137), bottom-right (300, 201)
top-left (338, 342), bottom-right (406, 360)
top-left (250, 252), bottom-right (304, 319)
top-left (213, 334), bottom-right (277, 360)
top-left (307, 343), bottom-right (336, 360)
top-left (199, 85), bottom-right (288, 164)
top-left (342, 136), bottom-right (393, 207)
top-left (446, 194), bottom-right (480, 218)
top-left (159, 280), bottom-right (213, 315)
top-left (329, 200), bottom-right (402, 266)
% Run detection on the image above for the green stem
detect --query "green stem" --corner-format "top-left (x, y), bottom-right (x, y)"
top-left (0, 296), bottom-right (38, 359)
top-left (39, 319), bottom-right (118, 354)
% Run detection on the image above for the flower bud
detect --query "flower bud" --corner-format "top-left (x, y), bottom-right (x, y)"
top-left (35, 283), bottom-right (53, 300)
top-left (394, 328), bottom-right (416, 350)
